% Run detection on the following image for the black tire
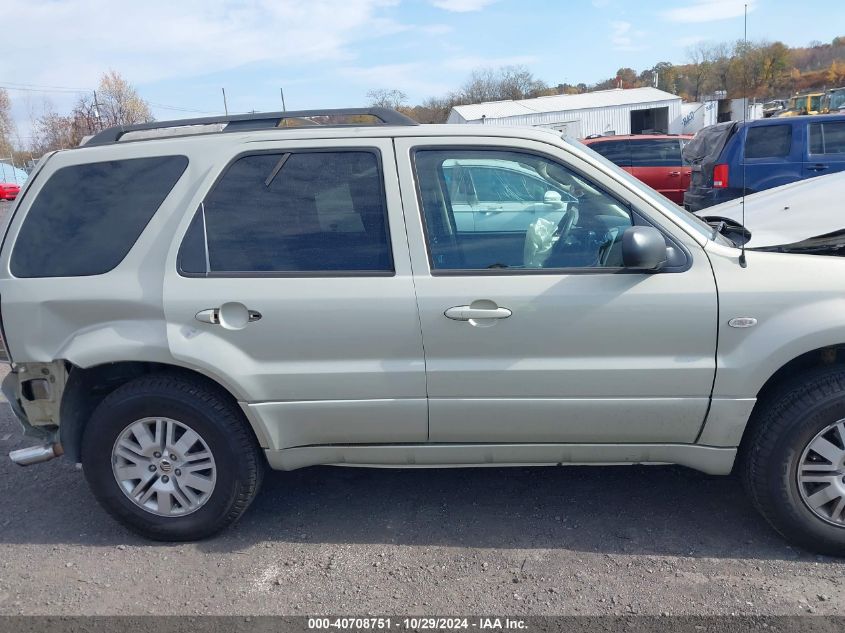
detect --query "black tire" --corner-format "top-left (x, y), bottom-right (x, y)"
top-left (742, 366), bottom-right (845, 556)
top-left (81, 373), bottom-right (265, 541)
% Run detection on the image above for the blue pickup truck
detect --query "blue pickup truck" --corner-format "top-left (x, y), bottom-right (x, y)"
top-left (683, 114), bottom-right (845, 211)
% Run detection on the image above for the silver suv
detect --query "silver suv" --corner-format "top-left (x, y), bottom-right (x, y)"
top-left (3, 108), bottom-right (845, 552)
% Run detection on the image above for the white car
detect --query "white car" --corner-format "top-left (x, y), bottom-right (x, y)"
top-left (442, 158), bottom-right (578, 233)
top-left (696, 170), bottom-right (845, 252)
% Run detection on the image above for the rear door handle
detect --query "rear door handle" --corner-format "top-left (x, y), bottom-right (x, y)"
top-left (195, 303), bottom-right (262, 329)
top-left (668, 171), bottom-right (681, 177)
top-left (444, 305), bottom-right (512, 321)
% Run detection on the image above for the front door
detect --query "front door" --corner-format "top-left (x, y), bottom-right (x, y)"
top-left (163, 138), bottom-right (427, 450)
top-left (394, 137), bottom-right (718, 444)
top-left (804, 119), bottom-right (845, 179)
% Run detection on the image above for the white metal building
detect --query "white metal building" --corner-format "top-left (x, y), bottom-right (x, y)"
top-left (447, 87), bottom-right (683, 138)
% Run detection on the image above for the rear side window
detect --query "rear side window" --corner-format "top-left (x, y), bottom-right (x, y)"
top-left (809, 121), bottom-right (845, 155)
top-left (745, 125), bottom-right (792, 159)
top-left (178, 150), bottom-right (392, 275)
top-left (629, 139), bottom-right (683, 167)
top-left (11, 156), bottom-right (188, 278)
top-left (588, 140), bottom-right (630, 166)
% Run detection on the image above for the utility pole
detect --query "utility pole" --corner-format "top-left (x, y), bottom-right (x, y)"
top-left (222, 88), bottom-right (229, 116)
top-left (280, 88), bottom-right (287, 112)
top-left (92, 90), bottom-right (103, 130)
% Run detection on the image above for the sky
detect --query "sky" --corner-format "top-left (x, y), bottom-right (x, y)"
top-left (1, 0), bottom-right (841, 148)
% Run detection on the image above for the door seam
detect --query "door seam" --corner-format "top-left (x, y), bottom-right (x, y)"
top-left (392, 137), bottom-right (432, 441)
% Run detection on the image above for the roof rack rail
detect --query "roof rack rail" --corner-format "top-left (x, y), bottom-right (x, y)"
top-left (84, 107), bottom-right (418, 147)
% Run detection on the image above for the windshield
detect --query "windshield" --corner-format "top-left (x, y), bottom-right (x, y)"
top-left (831, 90), bottom-right (845, 111)
top-left (564, 137), bottom-right (732, 245)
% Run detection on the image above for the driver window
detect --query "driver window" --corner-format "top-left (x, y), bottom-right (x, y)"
top-left (413, 149), bottom-right (633, 271)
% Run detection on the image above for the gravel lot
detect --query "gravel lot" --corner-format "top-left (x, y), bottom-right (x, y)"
top-left (0, 199), bottom-right (842, 617)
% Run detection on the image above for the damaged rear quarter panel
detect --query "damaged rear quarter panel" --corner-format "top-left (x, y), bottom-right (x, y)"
top-left (0, 142), bottom-right (233, 424)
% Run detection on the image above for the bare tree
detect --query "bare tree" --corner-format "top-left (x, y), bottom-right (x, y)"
top-left (366, 88), bottom-right (408, 110)
top-left (32, 105), bottom-right (76, 154)
top-left (31, 71), bottom-right (153, 152)
top-left (495, 65), bottom-right (550, 100)
top-left (0, 89), bottom-right (16, 159)
top-left (686, 43), bottom-right (715, 100)
top-left (458, 65), bottom-right (549, 104)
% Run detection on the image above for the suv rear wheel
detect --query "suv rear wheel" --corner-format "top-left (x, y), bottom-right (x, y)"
top-left (743, 367), bottom-right (845, 555)
top-left (81, 373), bottom-right (264, 541)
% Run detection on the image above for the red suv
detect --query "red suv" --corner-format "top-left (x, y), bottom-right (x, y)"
top-left (581, 134), bottom-right (693, 204)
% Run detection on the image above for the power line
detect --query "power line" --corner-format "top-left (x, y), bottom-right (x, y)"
top-left (146, 101), bottom-right (222, 114)
top-left (0, 83), bottom-right (88, 94)
top-left (0, 80), bottom-right (92, 91)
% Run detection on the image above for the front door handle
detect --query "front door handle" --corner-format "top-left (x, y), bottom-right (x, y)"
top-left (668, 171), bottom-right (682, 177)
top-left (195, 302), bottom-right (262, 330)
top-left (444, 305), bottom-right (512, 321)
top-left (807, 164), bottom-right (829, 171)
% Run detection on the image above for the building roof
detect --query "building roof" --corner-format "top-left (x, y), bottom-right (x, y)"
top-left (451, 87), bottom-right (682, 122)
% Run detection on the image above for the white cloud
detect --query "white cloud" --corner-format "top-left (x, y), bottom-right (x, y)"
top-left (2, 0), bottom-right (403, 89)
top-left (610, 21), bottom-right (647, 52)
top-left (429, 0), bottom-right (497, 12)
top-left (662, 0), bottom-right (757, 23)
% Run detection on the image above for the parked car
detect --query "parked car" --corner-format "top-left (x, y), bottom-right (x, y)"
top-left (695, 170), bottom-right (845, 251)
top-left (580, 134), bottom-right (693, 204)
top-left (0, 182), bottom-right (20, 200)
top-left (6, 108), bottom-right (845, 554)
top-left (441, 158), bottom-right (578, 233)
top-left (683, 114), bottom-right (845, 212)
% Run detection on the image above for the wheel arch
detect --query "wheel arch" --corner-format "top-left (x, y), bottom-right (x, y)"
top-left (59, 360), bottom-right (269, 463)
top-left (738, 344), bottom-right (845, 453)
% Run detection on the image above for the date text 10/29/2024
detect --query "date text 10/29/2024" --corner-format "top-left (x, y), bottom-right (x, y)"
top-left (307, 618), bottom-right (528, 630)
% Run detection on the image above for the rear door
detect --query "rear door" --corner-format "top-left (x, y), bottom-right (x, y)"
top-left (163, 138), bottom-right (427, 450)
top-left (629, 138), bottom-right (689, 204)
top-left (804, 119), bottom-right (845, 178)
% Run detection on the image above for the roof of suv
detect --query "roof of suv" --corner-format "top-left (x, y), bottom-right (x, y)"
top-left (66, 126), bottom-right (579, 167)
top-left (741, 113), bottom-right (845, 127)
top-left (79, 107), bottom-right (569, 152)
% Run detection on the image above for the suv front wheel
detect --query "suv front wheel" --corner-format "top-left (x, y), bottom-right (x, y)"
top-left (743, 367), bottom-right (845, 555)
top-left (81, 373), bottom-right (265, 541)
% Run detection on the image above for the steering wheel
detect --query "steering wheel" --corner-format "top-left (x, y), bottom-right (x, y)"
top-left (554, 204), bottom-right (579, 244)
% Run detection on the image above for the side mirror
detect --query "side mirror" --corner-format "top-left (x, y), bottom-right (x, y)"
top-left (622, 226), bottom-right (668, 271)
